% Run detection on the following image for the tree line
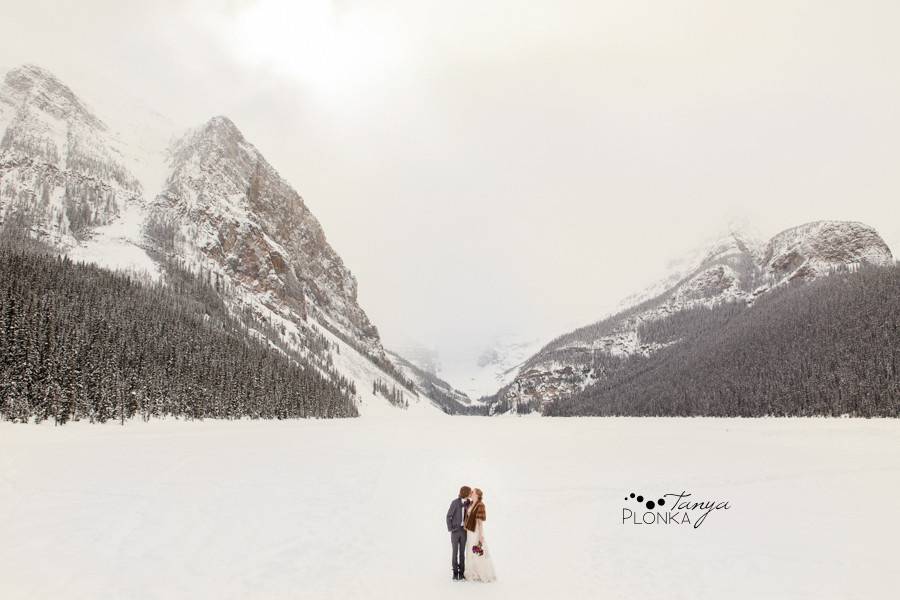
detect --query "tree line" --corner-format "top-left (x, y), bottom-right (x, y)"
top-left (546, 265), bottom-right (900, 417)
top-left (373, 378), bottom-right (408, 409)
top-left (0, 236), bottom-right (358, 424)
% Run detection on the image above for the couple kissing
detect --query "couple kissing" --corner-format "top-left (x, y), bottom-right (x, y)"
top-left (445, 485), bottom-right (496, 582)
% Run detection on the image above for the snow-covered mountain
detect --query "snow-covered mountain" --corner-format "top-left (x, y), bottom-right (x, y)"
top-left (0, 64), bottom-right (445, 417)
top-left (492, 221), bottom-right (894, 414)
top-left (761, 221), bottom-right (892, 284)
top-left (452, 335), bottom-right (546, 401)
top-left (385, 350), bottom-right (476, 414)
top-left (0, 65), bottom-right (141, 246)
top-left (149, 115), bottom-right (381, 353)
top-left (392, 333), bottom-right (546, 402)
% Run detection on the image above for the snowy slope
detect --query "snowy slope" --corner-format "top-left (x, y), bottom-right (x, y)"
top-left (0, 65), bottom-right (143, 248)
top-left (65, 74), bottom-right (176, 281)
top-left (317, 329), bottom-right (444, 417)
top-left (67, 202), bottom-right (160, 280)
top-left (613, 226), bottom-right (764, 313)
top-left (385, 349), bottom-right (475, 414)
top-left (495, 222), bottom-right (894, 413)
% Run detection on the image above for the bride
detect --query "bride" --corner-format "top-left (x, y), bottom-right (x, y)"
top-left (464, 488), bottom-right (496, 582)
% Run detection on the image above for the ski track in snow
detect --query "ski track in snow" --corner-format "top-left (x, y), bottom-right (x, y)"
top-left (1, 417), bottom-right (898, 599)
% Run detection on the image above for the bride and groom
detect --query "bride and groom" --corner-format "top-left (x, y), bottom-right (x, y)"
top-left (445, 485), bottom-right (496, 582)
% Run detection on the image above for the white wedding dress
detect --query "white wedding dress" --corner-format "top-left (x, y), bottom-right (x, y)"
top-left (464, 520), bottom-right (496, 582)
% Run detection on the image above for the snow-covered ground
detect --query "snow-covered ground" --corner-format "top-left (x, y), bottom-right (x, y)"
top-left (1, 417), bottom-right (897, 599)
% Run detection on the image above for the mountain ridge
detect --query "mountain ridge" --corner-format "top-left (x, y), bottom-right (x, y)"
top-left (0, 63), bottom-right (451, 416)
top-left (491, 220), bottom-right (894, 414)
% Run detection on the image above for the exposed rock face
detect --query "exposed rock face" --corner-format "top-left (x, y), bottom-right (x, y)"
top-left (762, 221), bottom-right (892, 283)
top-left (149, 116), bottom-right (379, 351)
top-left (0, 65), bottom-right (140, 242)
top-left (493, 222), bottom-right (893, 414)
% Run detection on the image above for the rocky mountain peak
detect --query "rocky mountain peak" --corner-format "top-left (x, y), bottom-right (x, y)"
top-left (763, 221), bottom-right (893, 283)
top-left (152, 114), bottom-right (379, 350)
top-left (192, 115), bottom-right (245, 146)
top-left (0, 65), bottom-right (140, 245)
top-left (206, 114), bottom-right (240, 132)
top-left (168, 115), bottom-right (251, 169)
top-left (2, 64), bottom-right (105, 131)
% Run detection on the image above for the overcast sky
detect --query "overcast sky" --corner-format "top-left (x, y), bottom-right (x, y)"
top-left (3, 0), bottom-right (900, 371)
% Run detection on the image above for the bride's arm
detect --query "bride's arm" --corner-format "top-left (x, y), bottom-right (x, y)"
top-left (476, 519), bottom-right (485, 543)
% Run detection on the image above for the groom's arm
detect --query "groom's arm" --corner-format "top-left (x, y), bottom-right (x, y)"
top-left (446, 501), bottom-right (455, 531)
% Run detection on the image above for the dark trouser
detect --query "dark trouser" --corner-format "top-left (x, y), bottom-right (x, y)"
top-left (451, 528), bottom-right (467, 575)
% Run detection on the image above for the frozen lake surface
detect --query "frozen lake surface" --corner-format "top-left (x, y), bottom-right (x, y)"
top-left (2, 417), bottom-right (898, 599)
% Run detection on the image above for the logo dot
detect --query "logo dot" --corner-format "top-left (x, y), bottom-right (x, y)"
top-left (658, 498), bottom-right (665, 506)
top-left (630, 493), bottom-right (635, 498)
top-left (646, 500), bottom-right (655, 509)
top-left (636, 495), bottom-right (643, 502)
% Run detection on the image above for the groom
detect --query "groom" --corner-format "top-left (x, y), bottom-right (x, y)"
top-left (446, 485), bottom-right (473, 581)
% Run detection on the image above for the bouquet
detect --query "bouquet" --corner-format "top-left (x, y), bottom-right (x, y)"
top-left (472, 543), bottom-right (484, 556)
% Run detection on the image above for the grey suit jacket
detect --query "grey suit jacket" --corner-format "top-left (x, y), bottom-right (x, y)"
top-left (446, 497), bottom-right (470, 532)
